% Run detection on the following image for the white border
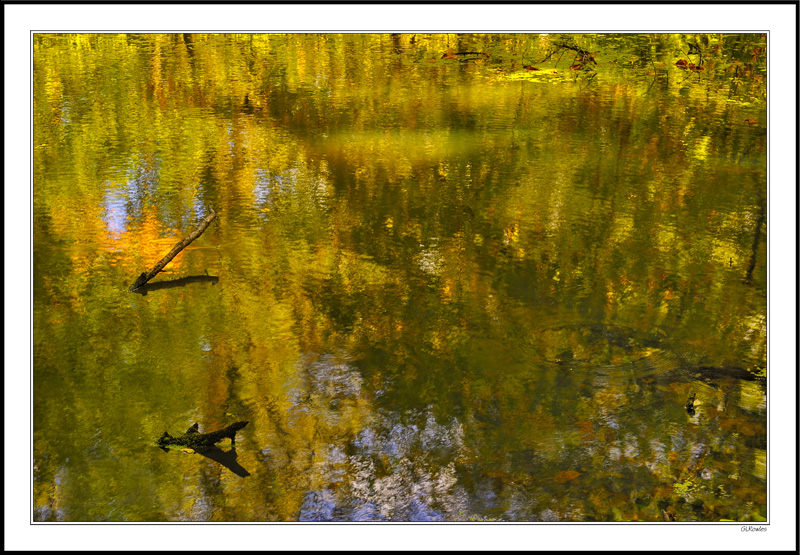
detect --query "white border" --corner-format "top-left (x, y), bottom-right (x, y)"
top-left (6, 3), bottom-right (796, 552)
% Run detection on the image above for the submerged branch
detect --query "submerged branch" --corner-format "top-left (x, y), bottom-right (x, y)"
top-left (554, 42), bottom-right (595, 60)
top-left (541, 42), bottom-right (597, 66)
top-left (129, 208), bottom-right (217, 292)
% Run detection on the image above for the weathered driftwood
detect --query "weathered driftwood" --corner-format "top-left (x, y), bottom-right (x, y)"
top-left (156, 421), bottom-right (248, 451)
top-left (129, 208), bottom-right (217, 292)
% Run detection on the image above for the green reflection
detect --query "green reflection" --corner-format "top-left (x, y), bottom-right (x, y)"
top-left (34, 33), bottom-right (766, 522)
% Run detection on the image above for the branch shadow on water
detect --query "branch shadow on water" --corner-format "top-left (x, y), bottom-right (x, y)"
top-left (131, 274), bottom-right (219, 296)
top-left (194, 444), bottom-right (251, 477)
top-left (159, 443), bottom-right (251, 477)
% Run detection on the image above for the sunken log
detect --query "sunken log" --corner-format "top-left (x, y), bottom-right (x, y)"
top-left (129, 208), bottom-right (217, 292)
top-left (156, 421), bottom-right (249, 451)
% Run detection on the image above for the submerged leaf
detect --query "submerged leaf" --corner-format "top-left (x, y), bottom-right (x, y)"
top-left (554, 470), bottom-right (581, 483)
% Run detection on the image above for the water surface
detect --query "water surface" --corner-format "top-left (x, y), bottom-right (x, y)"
top-left (33, 33), bottom-right (767, 522)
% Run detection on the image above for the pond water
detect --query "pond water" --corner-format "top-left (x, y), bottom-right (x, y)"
top-left (33, 33), bottom-right (767, 522)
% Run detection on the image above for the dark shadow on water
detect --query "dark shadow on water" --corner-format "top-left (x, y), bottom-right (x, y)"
top-left (195, 444), bottom-right (251, 477)
top-left (131, 274), bottom-right (219, 296)
top-left (160, 443), bottom-right (251, 477)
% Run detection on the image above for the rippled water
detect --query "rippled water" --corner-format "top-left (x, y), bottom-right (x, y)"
top-left (33, 33), bottom-right (766, 522)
